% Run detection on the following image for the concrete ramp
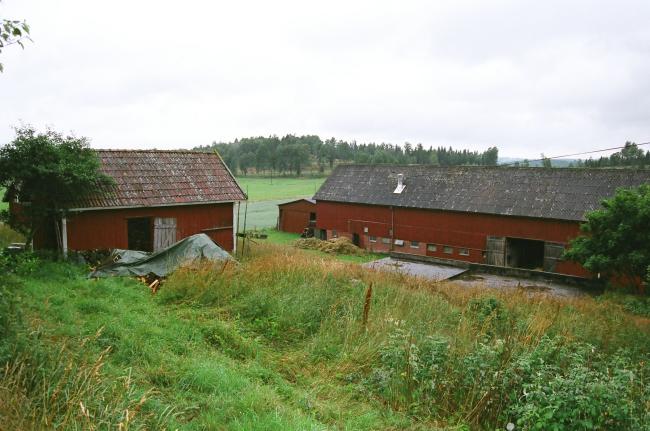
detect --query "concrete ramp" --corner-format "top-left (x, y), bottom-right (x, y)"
top-left (364, 257), bottom-right (468, 281)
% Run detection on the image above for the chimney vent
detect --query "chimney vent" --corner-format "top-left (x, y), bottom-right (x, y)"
top-left (393, 173), bottom-right (405, 194)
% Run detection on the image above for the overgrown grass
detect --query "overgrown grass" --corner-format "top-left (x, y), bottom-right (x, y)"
top-left (2, 245), bottom-right (649, 429)
top-left (236, 177), bottom-right (325, 201)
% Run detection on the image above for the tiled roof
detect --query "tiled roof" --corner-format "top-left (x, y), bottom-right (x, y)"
top-left (313, 164), bottom-right (650, 221)
top-left (69, 150), bottom-right (246, 209)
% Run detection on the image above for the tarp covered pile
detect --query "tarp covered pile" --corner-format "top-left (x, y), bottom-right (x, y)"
top-left (90, 233), bottom-right (232, 278)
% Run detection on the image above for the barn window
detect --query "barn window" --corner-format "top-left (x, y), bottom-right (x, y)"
top-left (381, 237), bottom-right (390, 244)
top-left (369, 235), bottom-right (377, 242)
top-left (443, 246), bottom-right (453, 254)
top-left (459, 248), bottom-right (470, 256)
top-left (332, 230), bottom-right (338, 238)
top-left (410, 241), bottom-right (419, 248)
top-left (427, 244), bottom-right (437, 252)
top-left (394, 239), bottom-right (404, 247)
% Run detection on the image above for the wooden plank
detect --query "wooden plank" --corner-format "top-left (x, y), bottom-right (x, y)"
top-left (153, 217), bottom-right (177, 252)
top-left (543, 242), bottom-right (565, 272)
top-left (486, 236), bottom-right (505, 266)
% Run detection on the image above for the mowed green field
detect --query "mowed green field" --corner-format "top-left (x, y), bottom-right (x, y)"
top-left (236, 177), bottom-right (325, 202)
top-left (236, 177), bottom-right (326, 228)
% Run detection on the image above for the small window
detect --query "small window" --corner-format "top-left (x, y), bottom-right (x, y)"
top-left (381, 237), bottom-right (391, 244)
top-left (410, 241), bottom-right (419, 248)
top-left (427, 244), bottom-right (437, 252)
top-left (369, 235), bottom-right (377, 243)
top-left (363, 227), bottom-right (369, 233)
top-left (459, 248), bottom-right (470, 256)
top-left (332, 230), bottom-right (338, 238)
top-left (443, 246), bottom-right (453, 254)
top-left (394, 239), bottom-right (404, 247)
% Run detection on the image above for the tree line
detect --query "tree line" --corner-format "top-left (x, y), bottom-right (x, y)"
top-left (195, 135), bottom-right (499, 176)
top-left (576, 142), bottom-right (650, 168)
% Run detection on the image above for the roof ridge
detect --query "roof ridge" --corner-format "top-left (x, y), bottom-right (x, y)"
top-left (96, 149), bottom-right (207, 153)
top-left (336, 163), bottom-right (650, 172)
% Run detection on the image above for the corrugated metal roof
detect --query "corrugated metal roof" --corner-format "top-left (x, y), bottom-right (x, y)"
top-left (69, 150), bottom-right (246, 209)
top-left (313, 164), bottom-right (650, 221)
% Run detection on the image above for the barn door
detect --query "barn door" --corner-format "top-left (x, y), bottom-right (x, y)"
top-left (543, 242), bottom-right (564, 272)
top-left (486, 236), bottom-right (506, 266)
top-left (153, 217), bottom-right (177, 252)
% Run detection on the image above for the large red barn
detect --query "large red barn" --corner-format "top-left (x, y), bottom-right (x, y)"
top-left (31, 150), bottom-right (246, 253)
top-left (313, 165), bottom-right (650, 278)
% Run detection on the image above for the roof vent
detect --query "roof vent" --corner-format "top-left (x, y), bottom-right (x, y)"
top-left (393, 173), bottom-right (405, 194)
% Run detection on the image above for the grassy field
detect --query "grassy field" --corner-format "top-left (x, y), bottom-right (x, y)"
top-left (236, 177), bottom-right (325, 202)
top-left (235, 177), bottom-right (326, 228)
top-left (1, 243), bottom-right (649, 430)
top-left (238, 199), bottom-right (285, 229)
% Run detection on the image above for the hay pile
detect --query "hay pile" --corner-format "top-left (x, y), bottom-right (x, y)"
top-left (294, 237), bottom-right (364, 255)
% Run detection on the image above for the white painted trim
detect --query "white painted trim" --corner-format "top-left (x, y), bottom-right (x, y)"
top-left (61, 216), bottom-right (68, 259)
top-left (232, 201), bottom-right (240, 254)
top-left (66, 200), bottom-right (238, 212)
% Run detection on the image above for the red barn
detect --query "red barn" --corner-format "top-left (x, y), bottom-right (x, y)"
top-left (313, 165), bottom-right (650, 278)
top-left (277, 198), bottom-right (316, 233)
top-left (33, 150), bottom-right (246, 253)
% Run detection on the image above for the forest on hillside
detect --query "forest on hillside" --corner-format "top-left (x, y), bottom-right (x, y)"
top-left (195, 136), bottom-right (649, 176)
top-left (195, 135), bottom-right (499, 175)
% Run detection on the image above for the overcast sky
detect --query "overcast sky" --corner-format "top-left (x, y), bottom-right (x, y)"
top-left (1, 0), bottom-right (649, 158)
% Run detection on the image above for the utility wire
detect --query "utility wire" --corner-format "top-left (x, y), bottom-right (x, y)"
top-left (497, 141), bottom-right (650, 167)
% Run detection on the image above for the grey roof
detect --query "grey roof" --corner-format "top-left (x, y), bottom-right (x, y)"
top-left (278, 198), bottom-right (316, 206)
top-left (313, 164), bottom-right (650, 221)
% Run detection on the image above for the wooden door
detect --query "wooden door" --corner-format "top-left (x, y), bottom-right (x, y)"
top-left (486, 236), bottom-right (505, 266)
top-left (543, 242), bottom-right (564, 272)
top-left (153, 217), bottom-right (177, 252)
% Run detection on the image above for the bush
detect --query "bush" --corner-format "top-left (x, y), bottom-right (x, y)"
top-left (506, 342), bottom-right (649, 430)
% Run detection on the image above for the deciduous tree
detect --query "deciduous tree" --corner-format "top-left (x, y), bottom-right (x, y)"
top-left (564, 185), bottom-right (650, 289)
top-left (0, 126), bottom-right (113, 246)
top-left (1, 2), bottom-right (31, 72)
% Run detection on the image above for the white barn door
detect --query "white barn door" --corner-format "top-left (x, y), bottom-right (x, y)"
top-left (153, 217), bottom-right (177, 252)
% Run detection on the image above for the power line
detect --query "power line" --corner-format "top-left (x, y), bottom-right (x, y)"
top-left (498, 141), bottom-right (650, 167)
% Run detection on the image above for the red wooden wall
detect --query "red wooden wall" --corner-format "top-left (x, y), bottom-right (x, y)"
top-left (278, 200), bottom-right (316, 233)
top-left (55, 202), bottom-right (234, 251)
top-left (316, 200), bottom-right (589, 277)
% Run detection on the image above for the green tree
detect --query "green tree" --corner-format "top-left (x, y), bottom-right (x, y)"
top-left (1, 3), bottom-right (31, 72)
top-left (238, 151), bottom-right (256, 175)
top-left (541, 153), bottom-right (552, 168)
top-left (0, 126), bottom-right (113, 246)
top-left (564, 185), bottom-right (650, 289)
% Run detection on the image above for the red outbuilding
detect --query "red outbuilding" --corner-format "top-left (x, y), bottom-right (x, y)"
top-left (313, 165), bottom-right (650, 278)
top-left (30, 150), bottom-right (246, 253)
top-left (277, 198), bottom-right (316, 234)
